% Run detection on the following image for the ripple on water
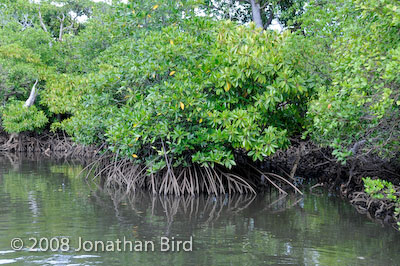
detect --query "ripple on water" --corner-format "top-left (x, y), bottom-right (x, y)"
top-left (0, 251), bottom-right (15, 255)
top-left (72, 255), bottom-right (101, 259)
top-left (0, 259), bottom-right (17, 264)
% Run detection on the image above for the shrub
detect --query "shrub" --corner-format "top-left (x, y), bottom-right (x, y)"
top-left (1, 101), bottom-right (48, 133)
top-left (363, 177), bottom-right (398, 201)
top-left (304, 0), bottom-right (400, 162)
top-left (91, 19), bottom-right (315, 172)
top-left (363, 177), bottom-right (400, 228)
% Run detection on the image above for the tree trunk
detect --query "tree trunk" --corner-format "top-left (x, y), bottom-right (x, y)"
top-left (250, 0), bottom-right (264, 29)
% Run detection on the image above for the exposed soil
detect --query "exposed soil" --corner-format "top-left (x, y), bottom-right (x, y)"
top-left (261, 137), bottom-right (400, 229)
top-left (0, 130), bottom-right (98, 158)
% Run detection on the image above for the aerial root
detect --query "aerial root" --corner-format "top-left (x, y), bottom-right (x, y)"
top-left (247, 163), bottom-right (303, 195)
top-left (349, 186), bottom-right (400, 228)
top-left (86, 154), bottom-right (257, 195)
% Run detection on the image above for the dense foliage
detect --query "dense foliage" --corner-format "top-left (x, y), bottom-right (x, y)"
top-left (302, 0), bottom-right (400, 163)
top-left (1, 101), bottom-right (48, 133)
top-left (92, 20), bottom-right (314, 172)
top-left (0, 0), bottom-right (398, 178)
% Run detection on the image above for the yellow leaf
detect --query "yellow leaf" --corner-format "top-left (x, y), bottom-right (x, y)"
top-left (152, 4), bottom-right (159, 10)
top-left (147, 14), bottom-right (151, 18)
top-left (225, 82), bottom-right (231, 92)
top-left (169, 71), bottom-right (176, 76)
top-left (135, 137), bottom-right (139, 141)
top-left (132, 154), bottom-right (138, 158)
top-left (133, 124), bottom-right (138, 127)
top-left (170, 40), bottom-right (174, 45)
top-left (199, 118), bottom-right (203, 123)
top-left (180, 102), bottom-right (185, 110)
top-left (128, 144), bottom-right (133, 147)
top-left (132, 10), bottom-right (135, 14)
top-left (152, 73), bottom-right (155, 78)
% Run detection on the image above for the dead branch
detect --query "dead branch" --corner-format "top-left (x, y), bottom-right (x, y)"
top-left (57, 13), bottom-right (65, 42)
top-left (38, 5), bottom-right (48, 32)
top-left (24, 79), bottom-right (38, 107)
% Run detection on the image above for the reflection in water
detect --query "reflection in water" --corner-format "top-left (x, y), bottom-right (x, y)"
top-left (96, 187), bottom-right (258, 229)
top-left (0, 156), bottom-right (399, 266)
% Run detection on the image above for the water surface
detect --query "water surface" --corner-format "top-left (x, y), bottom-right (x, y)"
top-left (0, 156), bottom-right (398, 265)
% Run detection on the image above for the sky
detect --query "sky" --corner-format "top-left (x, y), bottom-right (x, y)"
top-left (36, 0), bottom-right (283, 31)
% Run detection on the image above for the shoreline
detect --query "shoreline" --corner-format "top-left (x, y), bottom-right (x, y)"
top-left (0, 131), bottom-right (399, 229)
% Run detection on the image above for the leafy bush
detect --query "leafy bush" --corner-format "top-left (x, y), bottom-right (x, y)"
top-left (0, 43), bottom-right (43, 104)
top-left (363, 177), bottom-right (398, 201)
top-left (40, 73), bottom-right (88, 115)
top-left (363, 177), bottom-right (400, 228)
top-left (62, 92), bottom-right (117, 145)
top-left (1, 101), bottom-right (48, 133)
top-left (304, 0), bottom-right (400, 162)
top-left (88, 18), bottom-right (315, 172)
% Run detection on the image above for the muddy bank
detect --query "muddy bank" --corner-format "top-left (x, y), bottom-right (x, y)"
top-left (1, 131), bottom-right (399, 228)
top-left (262, 138), bottom-right (400, 228)
top-left (0, 130), bottom-right (99, 158)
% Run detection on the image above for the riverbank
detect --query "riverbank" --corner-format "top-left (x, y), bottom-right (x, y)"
top-left (0, 131), bottom-right (398, 229)
top-left (0, 130), bottom-right (98, 158)
top-left (266, 139), bottom-right (400, 229)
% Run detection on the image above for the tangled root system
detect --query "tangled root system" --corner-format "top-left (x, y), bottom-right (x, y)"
top-left (84, 153), bottom-right (256, 195)
top-left (83, 152), bottom-right (302, 196)
top-left (0, 131), bottom-right (98, 158)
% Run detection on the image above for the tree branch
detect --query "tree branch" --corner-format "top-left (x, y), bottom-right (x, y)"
top-left (263, 8), bottom-right (274, 29)
top-left (64, 14), bottom-right (77, 34)
top-left (38, 5), bottom-right (48, 32)
top-left (57, 13), bottom-right (65, 42)
top-left (24, 80), bottom-right (39, 108)
top-left (260, 1), bottom-right (270, 10)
